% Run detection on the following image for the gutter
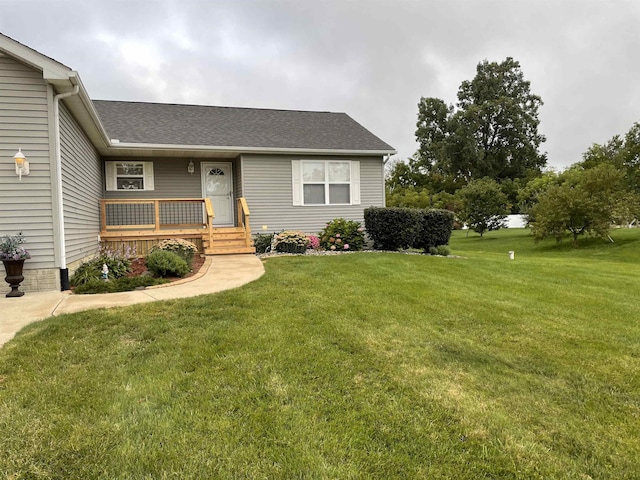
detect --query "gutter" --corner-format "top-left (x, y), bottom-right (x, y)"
top-left (52, 82), bottom-right (80, 290)
top-left (104, 142), bottom-right (397, 157)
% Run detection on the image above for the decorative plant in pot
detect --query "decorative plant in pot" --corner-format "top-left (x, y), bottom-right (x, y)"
top-left (0, 232), bottom-right (30, 297)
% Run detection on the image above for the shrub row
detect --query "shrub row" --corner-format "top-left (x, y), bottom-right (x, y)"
top-left (254, 218), bottom-right (366, 254)
top-left (364, 207), bottom-right (454, 251)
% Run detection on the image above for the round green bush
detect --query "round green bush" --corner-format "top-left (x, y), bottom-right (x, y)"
top-left (319, 218), bottom-right (365, 251)
top-left (149, 239), bottom-right (198, 267)
top-left (253, 233), bottom-right (275, 253)
top-left (145, 250), bottom-right (190, 278)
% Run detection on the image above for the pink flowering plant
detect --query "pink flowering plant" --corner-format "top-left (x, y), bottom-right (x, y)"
top-left (0, 232), bottom-right (30, 260)
top-left (318, 218), bottom-right (365, 251)
top-left (307, 235), bottom-right (321, 250)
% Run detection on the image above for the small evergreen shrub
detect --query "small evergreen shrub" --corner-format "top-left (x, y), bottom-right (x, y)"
top-left (428, 246), bottom-right (439, 256)
top-left (436, 245), bottom-right (451, 256)
top-left (319, 218), bottom-right (365, 251)
top-left (274, 231), bottom-right (309, 254)
top-left (145, 250), bottom-right (190, 277)
top-left (149, 239), bottom-right (198, 267)
top-left (253, 233), bottom-right (275, 254)
top-left (74, 276), bottom-right (169, 294)
top-left (364, 207), bottom-right (422, 250)
top-left (414, 209), bottom-right (455, 251)
top-left (70, 246), bottom-right (133, 287)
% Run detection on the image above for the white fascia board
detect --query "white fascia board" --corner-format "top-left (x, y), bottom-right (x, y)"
top-left (0, 33), bottom-right (71, 79)
top-left (106, 142), bottom-right (397, 157)
top-left (71, 75), bottom-right (112, 148)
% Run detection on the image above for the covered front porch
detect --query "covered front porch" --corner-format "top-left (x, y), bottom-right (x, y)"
top-left (99, 197), bottom-right (255, 255)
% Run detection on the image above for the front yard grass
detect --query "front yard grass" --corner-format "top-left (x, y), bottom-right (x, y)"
top-left (1, 228), bottom-right (639, 478)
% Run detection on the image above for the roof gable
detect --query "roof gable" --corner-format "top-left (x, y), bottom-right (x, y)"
top-left (0, 33), bottom-right (72, 80)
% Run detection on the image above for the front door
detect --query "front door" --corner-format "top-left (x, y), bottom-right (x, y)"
top-left (202, 162), bottom-right (234, 226)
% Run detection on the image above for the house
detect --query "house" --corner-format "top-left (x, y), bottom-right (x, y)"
top-left (0, 33), bottom-right (395, 293)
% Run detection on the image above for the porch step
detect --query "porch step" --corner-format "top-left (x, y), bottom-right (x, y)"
top-left (204, 226), bottom-right (256, 255)
top-left (209, 231), bottom-right (247, 241)
top-left (205, 245), bottom-right (256, 255)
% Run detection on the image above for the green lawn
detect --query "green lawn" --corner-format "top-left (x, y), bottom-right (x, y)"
top-left (1, 228), bottom-right (639, 479)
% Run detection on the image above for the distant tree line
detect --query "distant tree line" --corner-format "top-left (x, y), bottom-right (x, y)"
top-left (388, 56), bottom-right (640, 244)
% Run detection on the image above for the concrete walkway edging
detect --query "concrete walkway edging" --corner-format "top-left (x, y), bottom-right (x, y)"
top-left (0, 254), bottom-right (265, 348)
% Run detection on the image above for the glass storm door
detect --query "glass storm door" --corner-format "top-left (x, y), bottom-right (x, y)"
top-left (202, 162), bottom-right (234, 226)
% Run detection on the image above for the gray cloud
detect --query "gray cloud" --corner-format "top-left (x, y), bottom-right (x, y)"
top-left (1, 0), bottom-right (639, 170)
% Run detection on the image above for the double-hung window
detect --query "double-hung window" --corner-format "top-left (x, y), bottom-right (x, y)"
top-left (105, 161), bottom-right (155, 191)
top-left (292, 160), bottom-right (360, 206)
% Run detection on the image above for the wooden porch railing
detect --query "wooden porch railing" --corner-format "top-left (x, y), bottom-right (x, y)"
top-left (99, 198), bottom-right (254, 255)
top-left (237, 197), bottom-right (252, 246)
top-left (100, 198), bottom-right (215, 236)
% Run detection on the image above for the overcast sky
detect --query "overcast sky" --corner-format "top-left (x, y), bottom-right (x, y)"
top-left (1, 0), bottom-right (639, 170)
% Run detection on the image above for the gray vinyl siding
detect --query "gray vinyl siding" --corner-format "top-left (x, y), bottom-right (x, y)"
top-left (103, 158), bottom-right (203, 199)
top-left (60, 103), bottom-right (102, 263)
top-left (103, 157), bottom-right (242, 224)
top-left (0, 52), bottom-right (55, 269)
top-left (242, 154), bottom-right (384, 233)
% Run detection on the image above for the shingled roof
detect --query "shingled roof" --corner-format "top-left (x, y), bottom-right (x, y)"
top-left (92, 100), bottom-right (395, 154)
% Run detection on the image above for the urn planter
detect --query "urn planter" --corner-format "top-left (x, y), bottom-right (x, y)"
top-left (2, 259), bottom-right (26, 297)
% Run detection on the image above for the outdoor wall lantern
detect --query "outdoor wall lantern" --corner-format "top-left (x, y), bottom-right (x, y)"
top-left (14, 148), bottom-right (29, 181)
top-left (187, 160), bottom-right (195, 175)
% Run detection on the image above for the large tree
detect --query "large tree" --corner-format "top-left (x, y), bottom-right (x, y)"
top-left (415, 57), bottom-right (547, 186)
top-left (581, 122), bottom-right (640, 193)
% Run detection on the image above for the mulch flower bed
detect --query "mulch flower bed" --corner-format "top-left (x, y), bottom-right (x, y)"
top-left (127, 255), bottom-right (206, 282)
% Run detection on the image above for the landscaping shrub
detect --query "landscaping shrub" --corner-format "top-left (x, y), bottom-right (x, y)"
top-left (253, 233), bottom-right (276, 254)
top-left (70, 246), bottom-right (133, 287)
top-left (436, 245), bottom-right (451, 256)
top-left (365, 207), bottom-right (454, 252)
top-left (149, 239), bottom-right (198, 267)
top-left (74, 276), bottom-right (169, 294)
top-left (364, 207), bottom-right (422, 250)
top-left (145, 250), bottom-right (190, 277)
top-left (274, 231), bottom-right (309, 254)
top-left (414, 209), bottom-right (455, 251)
top-left (307, 235), bottom-right (320, 250)
top-left (428, 246), bottom-right (439, 256)
top-left (319, 218), bottom-right (365, 251)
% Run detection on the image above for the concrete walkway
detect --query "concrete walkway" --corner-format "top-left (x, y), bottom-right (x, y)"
top-left (0, 255), bottom-right (265, 347)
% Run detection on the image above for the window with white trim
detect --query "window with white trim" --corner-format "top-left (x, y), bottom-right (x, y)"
top-left (292, 160), bottom-right (360, 206)
top-left (105, 161), bottom-right (155, 191)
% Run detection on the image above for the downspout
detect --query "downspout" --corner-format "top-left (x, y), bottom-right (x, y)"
top-left (382, 154), bottom-right (393, 207)
top-left (52, 84), bottom-right (79, 290)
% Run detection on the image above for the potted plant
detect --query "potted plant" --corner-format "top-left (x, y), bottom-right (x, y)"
top-left (0, 232), bottom-right (30, 297)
